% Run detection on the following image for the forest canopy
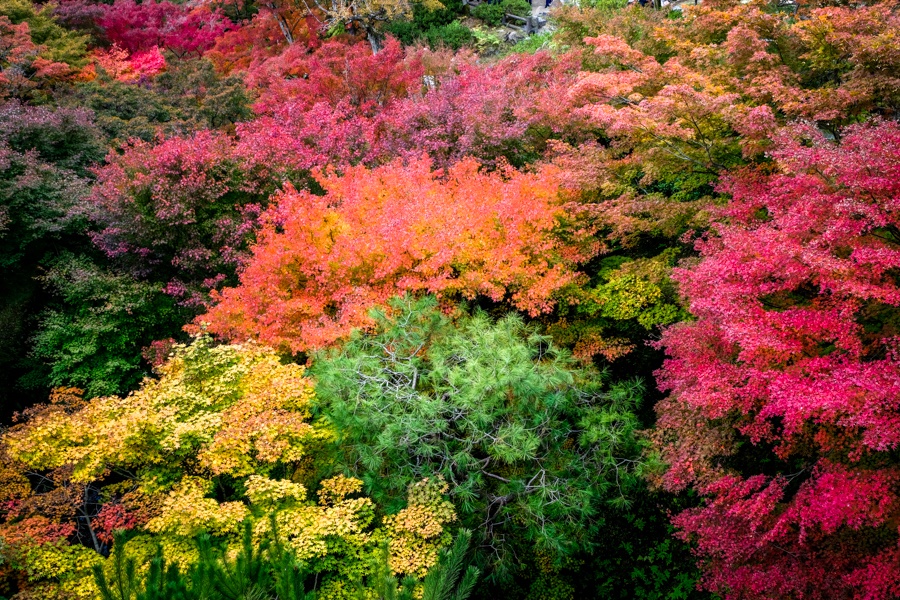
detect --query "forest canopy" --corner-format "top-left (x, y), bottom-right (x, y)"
top-left (1, 0), bottom-right (900, 598)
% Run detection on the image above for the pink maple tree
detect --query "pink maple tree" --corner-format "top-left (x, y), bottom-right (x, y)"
top-left (86, 131), bottom-right (271, 306)
top-left (88, 44), bottom-right (166, 82)
top-left (654, 120), bottom-right (900, 599)
top-left (98, 0), bottom-right (233, 57)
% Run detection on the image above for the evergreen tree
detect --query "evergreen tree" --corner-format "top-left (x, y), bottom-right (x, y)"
top-left (311, 296), bottom-right (646, 580)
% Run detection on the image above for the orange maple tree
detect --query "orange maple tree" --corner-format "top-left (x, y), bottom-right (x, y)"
top-left (202, 157), bottom-right (597, 351)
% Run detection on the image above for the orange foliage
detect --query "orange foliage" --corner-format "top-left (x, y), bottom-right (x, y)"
top-left (203, 157), bottom-right (597, 352)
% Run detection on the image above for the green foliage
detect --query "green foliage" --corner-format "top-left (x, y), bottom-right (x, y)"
top-left (423, 21), bottom-right (474, 50)
top-left (413, 0), bottom-right (464, 29)
top-left (382, 0), bottom-right (471, 49)
top-left (586, 251), bottom-right (687, 330)
top-left (0, 148), bottom-right (87, 271)
top-left (420, 529), bottom-right (479, 600)
top-left (94, 526), bottom-right (478, 600)
top-left (382, 20), bottom-right (421, 45)
top-left (580, 490), bottom-right (706, 600)
top-left (501, 0), bottom-right (530, 17)
top-left (312, 296), bottom-right (646, 580)
top-left (470, 27), bottom-right (502, 53)
top-left (0, 104), bottom-right (104, 175)
top-left (153, 59), bottom-right (253, 129)
top-left (0, 0), bottom-right (88, 65)
top-left (0, 103), bottom-right (102, 417)
top-left (547, 250), bottom-right (689, 366)
top-left (471, 3), bottom-right (503, 27)
top-left (582, 0), bottom-right (627, 11)
top-left (62, 58), bottom-right (252, 144)
top-left (29, 254), bottom-right (189, 399)
top-left (507, 31), bottom-right (554, 54)
top-left (472, 0), bottom-right (528, 26)
top-left (94, 525), bottom-right (316, 600)
top-left (355, 529), bottom-right (478, 600)
top-left (4, 337), bottom-right (459, 597)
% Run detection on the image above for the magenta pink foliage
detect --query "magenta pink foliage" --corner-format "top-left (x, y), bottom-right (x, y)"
top-left (128, 46), bottom-right (166, 77)
top-left (235, 45), bottom-right (587, 176)
top-left (376, 50), bottom-right (587, 168)
top-left (656, 120), bottom-right (900, 599)
top-left (98, 0), bottom-right (233, 57)
top-left (87, 131), bottom-right (269, 305)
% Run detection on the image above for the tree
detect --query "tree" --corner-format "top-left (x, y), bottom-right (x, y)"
top-left (245, 38), bottom-right (420, 114)
top-left (64, 57), bottom-right (251, 143)
top-left (0, 16), bottom-right (72, 100)
top-left (236, 46), bottom-right (590, 175)
top-left (86, 44), bottom-right (166, 83)
top-left (86, 130), bottom-right (269, 306)
top-left (654, 121), bottom-right (900, 599)
top-left (93, 526), bottom-right (478, 600)
top-left (311, 296), bottom-right (645, 579)
top-left (29, 254), bottom-right (189, 399)
top-left (233, 38), bottom-right (421, 177)
top-left (304, 0), bottom-right (442, 52)
top-left (203, 156), bottom-right (597, 352)
top-left (0, 0), bottom-right (88, 66)
top-left (1, 337), bottom-right (458, 598)
top-left (257, 0), bottom-right (321, 46)
top-left (98, 0), bottom-right (233, 58)
top-left (0, 101), bottom-right (102, 416)
top-left (376, 50), bottom-right (589, 169)
top-left (205, 11), bottom-right (295, 73)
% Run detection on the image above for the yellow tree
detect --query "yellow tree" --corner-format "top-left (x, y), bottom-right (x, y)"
top-left (0, 337), bottom-right (456, 599)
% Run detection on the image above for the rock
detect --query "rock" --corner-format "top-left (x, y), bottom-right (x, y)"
top-left (505, 30), bottom-right (525, 43)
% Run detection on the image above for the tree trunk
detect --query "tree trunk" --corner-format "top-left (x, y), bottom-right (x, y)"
top-left (367, 28), bottom-right (382, 53)
top-left (269, 7), bottom-right (295, 44)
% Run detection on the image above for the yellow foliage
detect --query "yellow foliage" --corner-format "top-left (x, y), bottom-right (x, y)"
top-left (1, 338), bottom-right (459, 598)
top-left (21, 542), bottom-right (100, 600)
top-left (146, 477), bottom-right (249, 537)
top-left (4, 336), bottom-right (319, 483)
top-left (384, 478), bottom-right (456, 577)
top-left (253, 476), bottom-right (377, 561)
top-left (318, 474), bottom-right (364, 506)
top-left (245, 474), bottom-right (308, 506)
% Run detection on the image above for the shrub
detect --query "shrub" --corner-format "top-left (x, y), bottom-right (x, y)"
top-left (473, 0), bottom-right (529, 27)
top-left (30, 254), bottom-right (189, 399)
top-left (381, 0), bottom-right (467, 47)
top-left (423, 20), bottom-right (473, 49)
top-left (502, 0), bottom-right (531, 17)
top-left (1, 337), bottom-right (460, 598)
top-left (472, 2), bottom-right (503, 26)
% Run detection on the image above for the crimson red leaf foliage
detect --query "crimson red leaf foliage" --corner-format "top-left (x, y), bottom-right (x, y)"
top-left (205, 11), bottom-right (298, 74)
top-left (246, 38), bottom-right (420, 114)
top-left (654, 121), bottom-right (900, 600)
top-left (98, 0), bottom-right (233, 57)
top-left (232, 38), bottom-right (420, 178)
top-left (203, 157), bottom-right (597, 352)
